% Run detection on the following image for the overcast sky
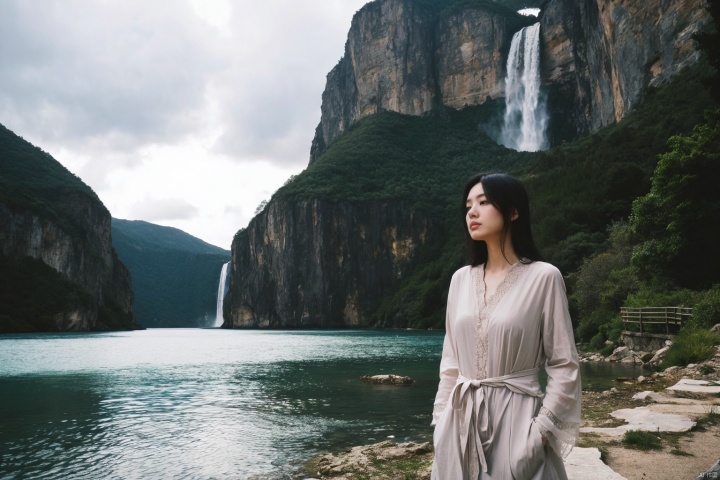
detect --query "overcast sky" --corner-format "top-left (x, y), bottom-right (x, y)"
top-left (0, 0), bottom-right (369, 249)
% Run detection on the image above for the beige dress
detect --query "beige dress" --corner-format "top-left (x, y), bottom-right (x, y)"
top-left (431, 261), bottom-right (581, 480)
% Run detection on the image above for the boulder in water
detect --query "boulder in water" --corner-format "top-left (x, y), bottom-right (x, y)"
top-left (361, 374), bottom-right (415, 385)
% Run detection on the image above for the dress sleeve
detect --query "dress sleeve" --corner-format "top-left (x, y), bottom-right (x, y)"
top-left (533, 266), bottom-right (581, 458)
top-left (431, 271), bottom-right (460, 426)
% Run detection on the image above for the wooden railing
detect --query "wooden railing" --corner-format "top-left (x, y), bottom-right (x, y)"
top-left (620, 307), bottom-right (693, 335)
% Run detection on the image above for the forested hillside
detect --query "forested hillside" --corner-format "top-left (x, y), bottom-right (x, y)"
top-left (112, 219), bottom-right (230, 328)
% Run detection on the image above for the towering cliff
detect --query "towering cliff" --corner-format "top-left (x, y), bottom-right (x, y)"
top-left (310, 0), bottom-right (530, 162)
top-left (540, 0), bottom-right (711, 142)
top-left (225, 0), bottom-right (715, 330)
top-left (311, 0), bottom-right (710, 160)
top-left (0, 123), bottom-right (139, 332)
top-left (226, 198), bottom-right (431, 328)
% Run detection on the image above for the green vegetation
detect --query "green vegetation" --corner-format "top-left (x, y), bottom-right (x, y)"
top-left (0, 255), bottom-right (95, 332)
top-left (621, 430), bottom-right (663, 450)
top-left (630, 110), bottom-right (720, 290)
top-left (111, 219), bottom-right (230, 328)
top-left (660, 327), bottom-right (720, 368)
top-left (0, 123), bottom-right (103, 240)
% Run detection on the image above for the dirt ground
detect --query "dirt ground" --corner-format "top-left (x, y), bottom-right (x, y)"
top-left (579, 366), bottom-right (720, 480)
top-left (605, 426), bottom-right (720, 480)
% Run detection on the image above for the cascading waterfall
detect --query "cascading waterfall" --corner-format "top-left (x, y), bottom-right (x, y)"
top-left (500, 22), bottom-right (548, 152)
top-left (214, 262), bottom-right (230, 328)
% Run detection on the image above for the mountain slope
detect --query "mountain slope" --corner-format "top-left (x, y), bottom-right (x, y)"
top-left (111, 219), bottom-right (230, 328)
top-left (0, 124), bottom-right (139, 332)
top-left (227, 60), bottom-right (716, 329)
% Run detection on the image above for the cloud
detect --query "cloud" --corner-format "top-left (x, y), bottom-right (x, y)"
top-left (208, 1), bottom-right (364, 166)
top-left (0, 0), bottom-right (222, 158)
top-left (0, 0), bottom-right (368, 248)
top-left (130, 197), bottom-right (200, 222)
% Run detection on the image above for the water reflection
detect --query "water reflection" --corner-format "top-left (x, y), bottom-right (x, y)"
top-left (0, 330), bottom-right (647, 479)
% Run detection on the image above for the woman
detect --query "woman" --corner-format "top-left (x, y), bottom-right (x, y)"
top-left (431, 173), bottom-right (581, 480)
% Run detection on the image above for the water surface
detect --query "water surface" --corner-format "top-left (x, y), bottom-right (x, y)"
top-left (0, 329), bottom-right (643, 479)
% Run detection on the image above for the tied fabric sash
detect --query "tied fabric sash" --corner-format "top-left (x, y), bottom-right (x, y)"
top-left (434, 367), bottom-right (543, 479)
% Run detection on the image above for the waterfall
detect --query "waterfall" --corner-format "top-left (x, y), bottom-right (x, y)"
top-left (500, 22), bottom-right (548, 152)
top-left (214, 262), bottom-right (230, 328)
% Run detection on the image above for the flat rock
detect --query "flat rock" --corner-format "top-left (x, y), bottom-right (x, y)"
top-left (667, 378), bottom-right (720, 394)
top-left (580, 406), bottom-right (696, 436)
top-left (632, 390), bottom-right (718, 405)
top-left (564, 447), bottom-right (627, 480)
top-left (361, 374), bottom-right (415, 385)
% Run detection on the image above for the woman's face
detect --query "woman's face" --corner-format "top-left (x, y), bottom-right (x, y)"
top-left (466, 182), bottom-right (505, 242)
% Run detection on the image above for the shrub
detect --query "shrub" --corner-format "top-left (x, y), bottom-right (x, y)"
top-left (661, 326), bottom-right (720, 368)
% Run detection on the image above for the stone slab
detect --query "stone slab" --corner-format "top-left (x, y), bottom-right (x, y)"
top-left (564, 447), bottom-right (627, 480)
top-left (667, 378), bottom-right (720, 394)
top-left (580, 406), bottom-right (696, 436)
top-left (633, 390), bottom-right (719, 405)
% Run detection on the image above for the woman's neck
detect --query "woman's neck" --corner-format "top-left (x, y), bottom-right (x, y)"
top-left (485, 239), bottom-right (519, 273)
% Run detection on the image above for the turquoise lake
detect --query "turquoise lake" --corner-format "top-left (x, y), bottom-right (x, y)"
top-left (0, 329), bottom-right (643, 479)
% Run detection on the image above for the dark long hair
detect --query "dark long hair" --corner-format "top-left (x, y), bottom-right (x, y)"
top-left (462, 173), bottom-right (543, 266)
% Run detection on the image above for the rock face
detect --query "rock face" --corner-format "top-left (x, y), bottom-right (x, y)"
top-left (310, 0), bottom-right (525, 162)
top-left (436, 7), bottom-right (517, 109)
top-left (0, 203), bottom-right (137, 331)
top-left (311, 0), bottom-right (710, 160)
top-left (541, 0), bottom-right (710, 142)
top-left (225, 200), bottom-right (430, 328)
top-left (0, 125), bottom-right (138, 332)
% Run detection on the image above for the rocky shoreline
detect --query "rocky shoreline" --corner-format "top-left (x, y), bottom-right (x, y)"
top-left (296, 340), bottom-right (720, 480)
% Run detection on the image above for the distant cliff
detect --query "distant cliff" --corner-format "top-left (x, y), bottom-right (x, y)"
top-left (112, 219), bottom-right (230, 328)
top-left (225, 199), bottom-right (431, 328)
top-left (310, 0), bottom-right (710, 161)
top-left (0, 123), bottom-right (139, 332)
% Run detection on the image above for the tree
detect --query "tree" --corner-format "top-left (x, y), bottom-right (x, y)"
top-left (630, 110), bottom-right (720, 289)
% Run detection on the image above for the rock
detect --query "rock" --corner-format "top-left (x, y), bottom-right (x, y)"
top-left (667, 378), bottom-right (720, 395)
top-left (664, 366), bottom-right (681, 374)
top-left (304, 441), bottom-right (433, 479)
top-left (630, 391), bottom-right (697, 404)
top-left (647, 346), bottom-right (671, 365)
top-left (710, 324), bottom-right (720, 333)
top-left (640, 352), bottom-right (655, 363)
top-left (697, 460), bottom-right (720, 480)
top-left (687, 363), bottom-right (697, 369)
top-left (563, 448), bottom-right (628, 480)
top-left (361, 374), bottom-right (415, 385)
top-left (580, 406), bottom-right (696, 436)
top-left (608, 346), bottom-right (632, 361)
top-left (637, 376), bottom-right (647, 384)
